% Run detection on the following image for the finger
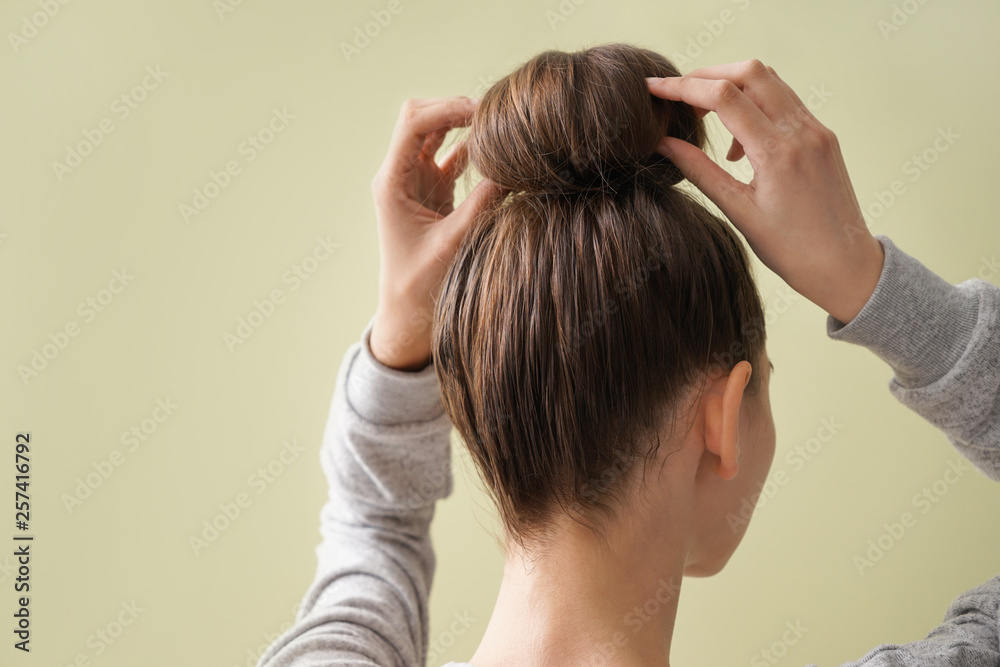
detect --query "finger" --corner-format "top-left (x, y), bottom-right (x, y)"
top-left (438, 177), bottom-right (506, 252)
top-left (384, 97), bottom-right (477, 177)
top-left (680, 61), bottom-right (817, 131)
top-left (763, 66), bottom-right (815, 122)
top-left (438, 140), bottom-right (470, 181)
top-left (683, 60), bottom-right (781, 84)
top-left (683, 60), bottom-right (797, 110)
top-left (657, 136), bottom-right (753, 231)
top-left (647, 77), bottom-right (779, 160)
top-left (647, 77), bottom-right (711, 120)
top-left (420, 127), bottom-right (450, 164)
top-left (651, 60), bottom-right (802, 131)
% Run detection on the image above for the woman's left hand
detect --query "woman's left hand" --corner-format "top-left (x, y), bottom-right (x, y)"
top-left (368, 96), bottom-right (501, 371)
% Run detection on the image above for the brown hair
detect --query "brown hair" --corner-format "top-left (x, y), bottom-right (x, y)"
top-left (432, 43), bottom-right (766, 551)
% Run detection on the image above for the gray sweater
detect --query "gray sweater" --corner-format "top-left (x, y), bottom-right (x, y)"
top-left (256, 234), bottom-right (1000, 667)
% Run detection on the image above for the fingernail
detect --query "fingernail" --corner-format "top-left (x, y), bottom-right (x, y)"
top-left (645, 77), bottom-right (661, 85)
top-left (470, 97), bottom-right (481, 106)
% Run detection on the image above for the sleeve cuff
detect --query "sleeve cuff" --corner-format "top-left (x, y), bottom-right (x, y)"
top-left (826, 235), bottom-right (981, 388)
top-left (344, 317), bottom-right (447, 426)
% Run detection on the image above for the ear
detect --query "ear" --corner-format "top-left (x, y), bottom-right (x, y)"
top-left (702, 361), bottom-right (753, 481)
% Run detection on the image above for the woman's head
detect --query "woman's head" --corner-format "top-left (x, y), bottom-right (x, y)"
top-left (432, 43), bottom-right (774, 569)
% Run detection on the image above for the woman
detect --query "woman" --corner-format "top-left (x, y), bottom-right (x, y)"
top-left (258, 45), bottom-right (1000, 666)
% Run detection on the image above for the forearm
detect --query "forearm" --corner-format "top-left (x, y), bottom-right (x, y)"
top-left (259, 319), bottom-right (454, 667)
top-left (828, 234), bottom-right (1000, 479)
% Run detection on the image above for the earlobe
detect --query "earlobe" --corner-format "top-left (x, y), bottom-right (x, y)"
top-left (704, 361), bottom-right (752, 481)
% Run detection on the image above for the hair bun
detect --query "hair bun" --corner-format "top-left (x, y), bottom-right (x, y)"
top-left (468, 44), bottom-right (705, 198)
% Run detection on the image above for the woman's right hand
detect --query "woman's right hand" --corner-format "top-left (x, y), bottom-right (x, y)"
top-left (646, 59), bottom-right (884, 324)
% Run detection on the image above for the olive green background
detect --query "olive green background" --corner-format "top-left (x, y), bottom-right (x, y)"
top-left (2, 0), bottom-right (999, 665)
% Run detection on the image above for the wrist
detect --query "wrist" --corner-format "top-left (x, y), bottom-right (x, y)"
top-left (370, 304), bottom-right (435, 372)
top-left (824, 236), bottom-right (886, 324)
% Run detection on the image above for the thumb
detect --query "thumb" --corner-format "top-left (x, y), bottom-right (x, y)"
top-left (439, 140), bottom-right (469, 182)
top-left (439, 176), bottom-right (507, 253)
top-left (659, 136), bottom-right (752, 226)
